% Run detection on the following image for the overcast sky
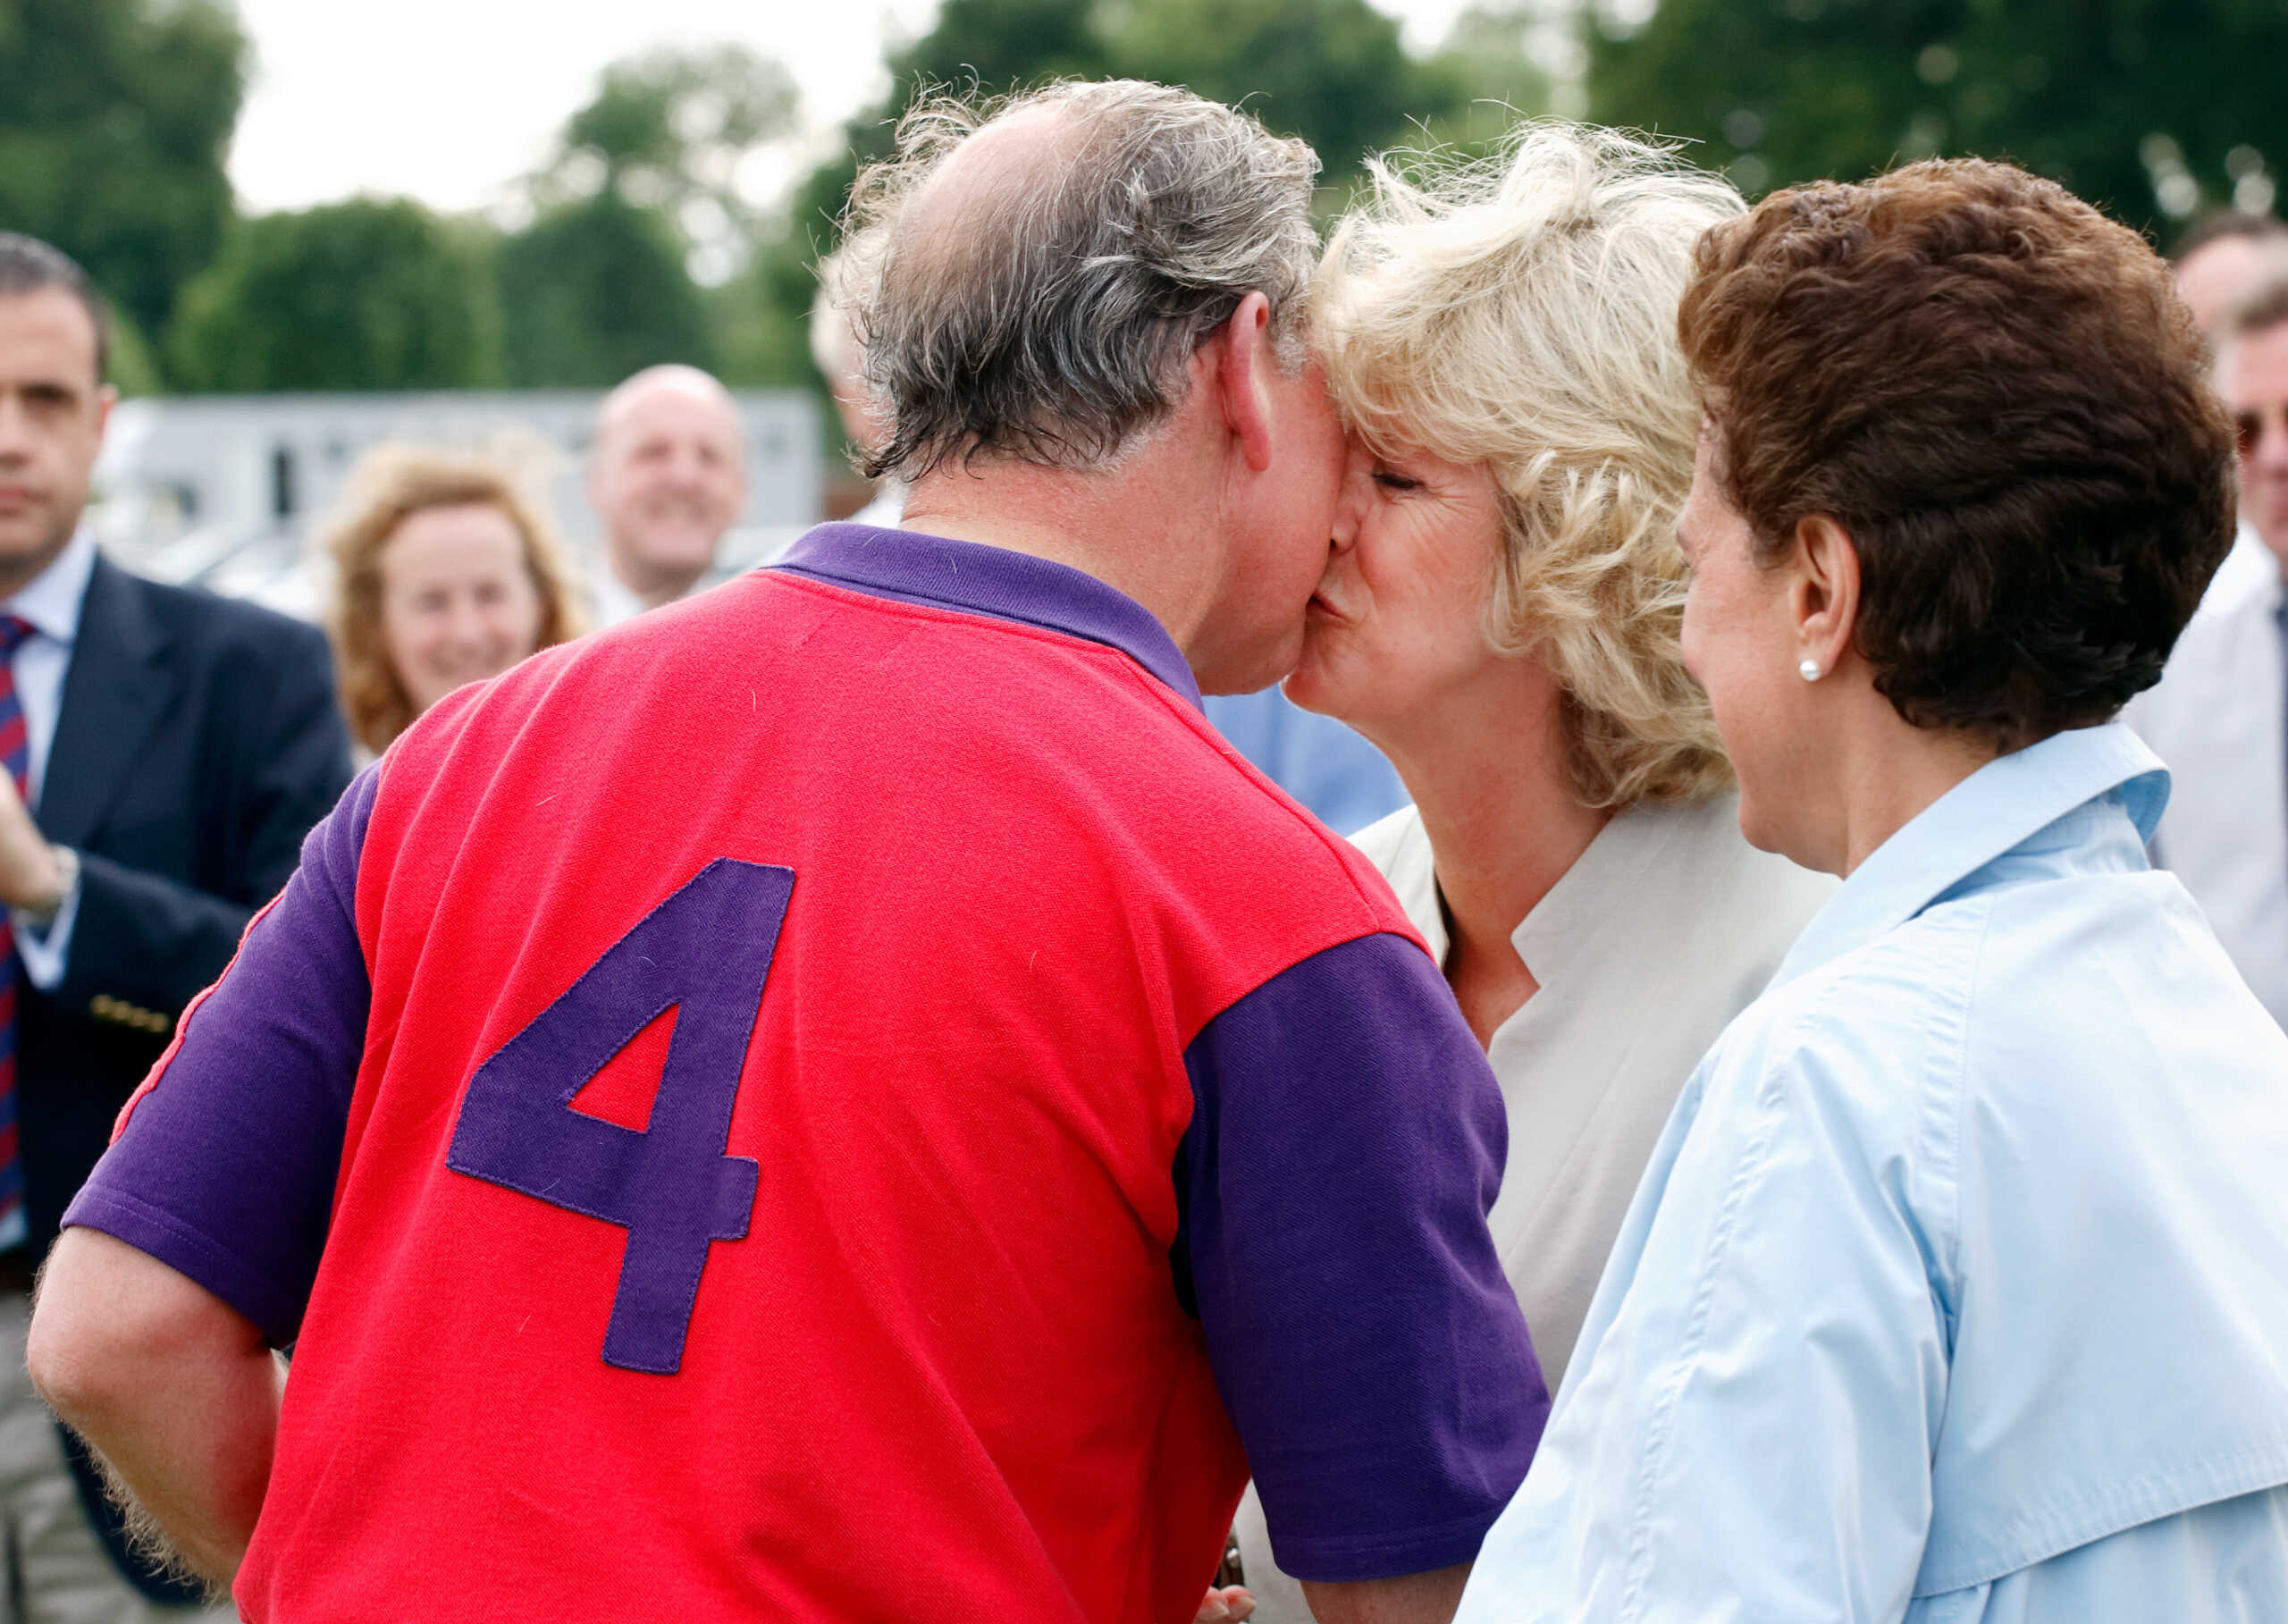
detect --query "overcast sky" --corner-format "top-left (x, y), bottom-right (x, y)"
top-left (227, 0), bottom-right (1476, 218)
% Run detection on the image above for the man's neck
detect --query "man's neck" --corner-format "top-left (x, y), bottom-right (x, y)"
top-left (0, 523), bottom-right (84, 604)
top-left (899, 458), bottom-right (1219, 658)
top-left (608, 553), bottom-right (702, 611)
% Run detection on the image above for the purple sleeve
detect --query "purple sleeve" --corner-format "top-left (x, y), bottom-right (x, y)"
top-left (62, 764), bottom-right (381, 1346)
top-left (1174, 931), bottom-right (1549, 1583)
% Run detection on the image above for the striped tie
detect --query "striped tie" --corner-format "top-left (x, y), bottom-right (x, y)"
top-left (0, 614), bottom-right (36, 1251)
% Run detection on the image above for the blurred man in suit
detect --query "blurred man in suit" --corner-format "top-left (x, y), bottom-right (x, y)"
top-left (2172, 213), bottom-right (2288, 610)
top-left (2133, 273), bottom-right (2288, 1029)
top-left (0, 232), bottom-right (350, 1616)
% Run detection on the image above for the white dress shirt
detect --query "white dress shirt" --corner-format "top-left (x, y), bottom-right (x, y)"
top-left (586, 563), bottom-right (652, 629)
top-left (2200, 518), bottom-right (2273, 614)
top-left (845, 478), bottom-right (909, 531)
top-left (1455, 724), bottom-right (2288, 1622)
top-left (1232, 793), bottom-right (1833, 1621)
top-left (0, 527), bottom-right (96, 989)
top-left (2126, 559), bottom-right (2288, 1027)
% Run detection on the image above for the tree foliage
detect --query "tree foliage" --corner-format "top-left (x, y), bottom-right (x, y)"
top-left (1108, 0), bottom-right (1451, 185)
top-left (534, 42), bottom-right (800, 281)
top-left (1586, 0), bottom-right (2288, 231)
top-left (0, 0), bottom-right (246, 341)
top-left (753, 0), bottom-right (1499, 394)
top-left (167, 199), bottom-right (500, 391)
top-left (1411, 3), bottom-right (1555, 158)
top-left (892, 0), bottom-right (1114, 89)
top-left (497, 193), bottom-right (717, 387)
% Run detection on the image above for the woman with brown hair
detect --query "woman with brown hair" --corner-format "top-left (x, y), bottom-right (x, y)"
top-left (324, 445), bottom-right (585, 756)
top-left (1455, 158), bottom-right (2288, 1621)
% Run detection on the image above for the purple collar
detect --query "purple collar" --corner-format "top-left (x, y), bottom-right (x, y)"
top-left (770, 524), bottom-right (1203, 711)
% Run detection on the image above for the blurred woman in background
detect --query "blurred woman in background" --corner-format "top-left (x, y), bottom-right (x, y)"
top-left (324, 445), bottom-right (584, 756)
top-left (1223, 125), bottom-right (1834, 1621)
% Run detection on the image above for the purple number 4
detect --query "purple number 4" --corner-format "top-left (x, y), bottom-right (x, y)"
top-left (446, 858), bottom-right (795, 1374)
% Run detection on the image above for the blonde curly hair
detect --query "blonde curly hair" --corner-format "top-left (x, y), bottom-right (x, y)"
top-left (1315, 122), bottom-right (1744, 808)
top-left (324, 444), bottom-right (585, 754)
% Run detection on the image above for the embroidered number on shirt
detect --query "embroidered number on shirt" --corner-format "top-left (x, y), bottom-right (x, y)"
top-left (446, 858), bottom-right (795, 1375)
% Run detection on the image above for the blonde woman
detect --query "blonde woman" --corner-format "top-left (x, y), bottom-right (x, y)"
top-left (1226, 126), bottom-right (1835, 1619)
top-left (324, 446), bottom-right (585, 756)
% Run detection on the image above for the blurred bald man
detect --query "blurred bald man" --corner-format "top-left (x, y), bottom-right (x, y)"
top-left (586, 365), bottom-right (750, 624)
top-left (2174, 212), bottom-right (2288, 335)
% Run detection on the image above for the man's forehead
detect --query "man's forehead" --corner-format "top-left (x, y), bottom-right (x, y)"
top-left (0, 287), bottom-right (100, 384)
top-left (2180, 234), bottom-right (2262, 286)
top-left (2224, 322), bottom-right (2288, 401)
top-left (598, 379), bottom-right (741, 450)
top-left (2180, 236), bottom-right (2288, 332)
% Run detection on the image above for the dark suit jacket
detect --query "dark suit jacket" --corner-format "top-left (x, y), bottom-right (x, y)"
top-left (22, 551), bottom-right (352, 1599)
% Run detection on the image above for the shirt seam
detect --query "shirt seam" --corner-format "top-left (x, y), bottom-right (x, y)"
top-left (1915, 1435), bottom-right (2288, 1595)
top-left (1148, 686), bottom-right (1401, 945)
top-left (767, 565), bottom-right (1192, 702)
top-left (1615, 1007), bottom-right (1797, 1620)
top-left (1938, 903), bottom-right (1991, 1334)
top-left (1272, 1502), bottom-right (1510, 1578)
top-left (66, 1185), bottom-right (292, 1342)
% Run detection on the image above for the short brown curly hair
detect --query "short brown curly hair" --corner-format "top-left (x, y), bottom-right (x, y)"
top-left (1679, 157), bottom-right (2236, 751)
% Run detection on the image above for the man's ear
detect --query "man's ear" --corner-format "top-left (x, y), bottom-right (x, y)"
top-left (1790, 513), bottom-right (1862, 677)
top-left (1208, 290), bottom-right (1278, 475)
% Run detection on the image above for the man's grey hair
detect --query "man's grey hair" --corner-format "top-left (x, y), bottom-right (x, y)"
top-left (829, 80), bottom-right (1321, 483)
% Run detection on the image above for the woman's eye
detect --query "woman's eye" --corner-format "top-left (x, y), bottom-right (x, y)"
top-left (1372, 468), bottom-right (1421, 492)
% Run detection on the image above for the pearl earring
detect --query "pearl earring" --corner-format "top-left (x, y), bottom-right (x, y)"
top-left (1798, 658), bottom-right (1822, 682)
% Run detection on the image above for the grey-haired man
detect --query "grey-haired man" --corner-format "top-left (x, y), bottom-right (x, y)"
top-left (34, 83), bottom-right (1543, 1624)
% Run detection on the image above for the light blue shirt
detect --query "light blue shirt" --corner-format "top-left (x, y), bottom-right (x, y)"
top-left (1456, 722), bottom-right (2288, 1623)
top-left (1, 525), bottom-right (94, 991)
top-left (1200, 687), bottom-right (1405, 837)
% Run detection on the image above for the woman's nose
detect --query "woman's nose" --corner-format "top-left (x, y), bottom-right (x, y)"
top-left (1328, 459), bottom-right (1374, 553)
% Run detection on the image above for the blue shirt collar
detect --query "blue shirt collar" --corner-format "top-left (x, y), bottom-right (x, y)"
top-left (771, 523), bottom-right (1204, 711)
top-left (1, 524), bottom-right (97, 648)
top-left (1771, 721), bottom-right (2169, 989)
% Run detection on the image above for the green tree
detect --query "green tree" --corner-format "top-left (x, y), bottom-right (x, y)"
top-left (105, 307), bottom-right (164, 397)
top-left (0, 0), bottom-right (247, 347)
top-left (1586, 0), bottom-right (2288, 231)
top-left (739, 0), bottom-right (1113, 395)
top-left (505, 45), bottom-right (801, 385)
top-left (534, 42), bottom-right (800, 280)
top-left (765, 0), bottom-right (1114, 322)
top-left (756, 0), bottom-right (1479, 397)
top-left (166, 198), bottom-right (500, 391)
top-left (1411, 3), bottom-right (1555, 159)
top-left (497, 193), bottom-right (717, 387)
top-left (1107, 0), bottom-right (1459, 182)
top-left (891, 0), bottom-right (1113, 90)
